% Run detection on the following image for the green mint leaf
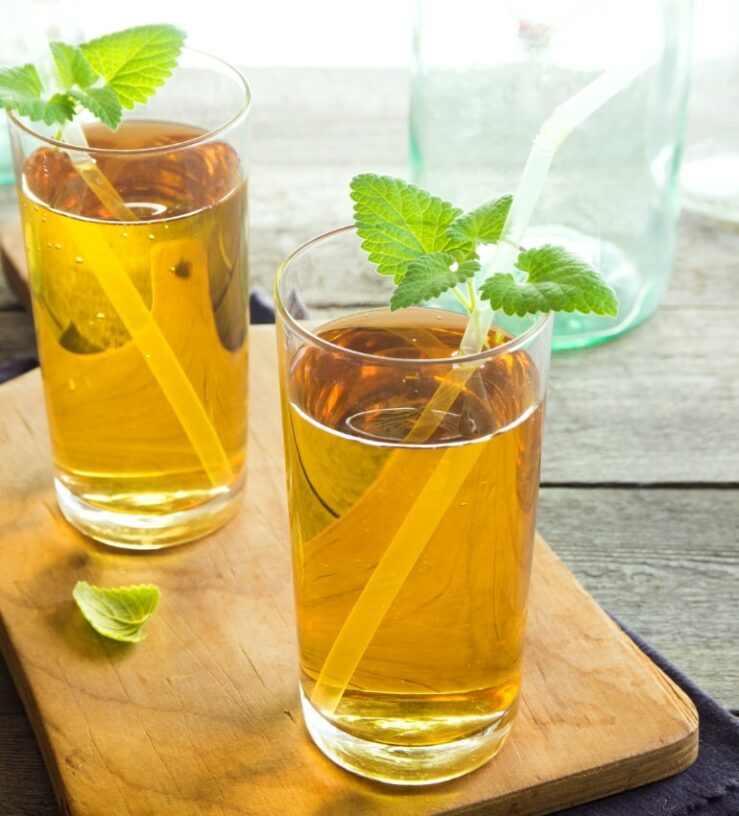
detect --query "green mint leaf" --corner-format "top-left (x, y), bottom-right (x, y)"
top-left (0, 64), bottom-right (75, 125)
top-left (38, 93), bottom-right (77, 125)
top-left (80, 24), bottom-right (186, 110)
top-left (447, 195), bottom-right (513, 246)
top-left (0, 63), bottom-right (44, 103)
top-left (69, 86), bottom-right (122, 129)
top-left (351, 174), bottom-right (472, 283)
top-left (390, 252), bottom-right (480, 311)
top-left (73, 581), bottom-right (161, 643)
top-left (480, 244), bottom-right (619, 317)
top-left (49, 42), bottom-right (98, 89)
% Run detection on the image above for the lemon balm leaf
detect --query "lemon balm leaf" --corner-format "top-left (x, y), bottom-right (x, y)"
top-left (0, 63), bottom-right (44, 105)
top-left (73, 581), bottom-right (161, 643)
top-left (69, 86), bottom-right (122, 130)
top-left (480, 245), bottom-right (619, 316)
top-left (447, 195), bottom-right (513, 246)
top-left (391, 253), bottom-right (480, 311)
top-left (351, 174), bottom-right (472, 283)
top-left (49, 42), bottom-right (98, 89)
top-left (36, 93), bottom-right (77, 126)
top-left (0, 64), bottom-right (75, 125)
top-left (0, 25), bottom-right (185, 130)
top-left (80, 24), bottom-right (186, 110)
top-left (353, 176), bottom-right (621, 320)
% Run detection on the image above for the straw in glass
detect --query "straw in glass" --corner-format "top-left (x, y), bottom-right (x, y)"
top-left (51, 119), bottom-right (234, 488)
top-left (309, 54), bottom-right (656, 717)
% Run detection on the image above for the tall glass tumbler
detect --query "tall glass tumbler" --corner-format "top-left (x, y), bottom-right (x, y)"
top-left (9, 50), bottom-right (251, 549)
top-left (411, 0), bottom-right (693, 350)
top-left (276, 227), bottom-right (553, 784)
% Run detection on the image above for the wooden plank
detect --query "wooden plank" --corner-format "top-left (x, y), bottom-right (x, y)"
top-left (0, 327), bottom-right (697, 816)
top-left (0, 490), bottom-right (733, 719)
top-left (537, 488), bottom-right (739, 710)
top-left (543, 301), bottom-right (739, 484)
top-left (0, 483), bottom-right (733, 813)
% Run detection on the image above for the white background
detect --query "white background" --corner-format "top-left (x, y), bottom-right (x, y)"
top-left (1, 0), bottom-right (415, 67)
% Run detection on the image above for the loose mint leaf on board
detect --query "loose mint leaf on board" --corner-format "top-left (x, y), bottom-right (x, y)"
top-left (73, 581), bottom-right (161, 643)
top-left (69, 86), bottom-right (122, 129)
top-left (49, 42), bottom-right (98, 89)
top-left (80, 24), bottom-right (186, 110)
top-left (480, 244), bottom-right (619, 317)
top-left (391, 253), bottom-right (480, 311)
top-left (351, 174), bottom-right (472, 283)
top-left (0, 64), bottom-right (74, 125)
top-left (447, 195), bottom-right (513, 246)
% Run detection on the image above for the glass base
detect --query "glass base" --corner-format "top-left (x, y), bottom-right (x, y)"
top-left (55, 476), bottom-right (243, 550)
top-left (300, 688), bottom-right (515, 786)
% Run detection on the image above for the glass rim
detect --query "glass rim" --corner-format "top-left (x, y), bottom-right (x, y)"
top-left (6, 47), bottom-right (251, 157)
top-left (275, 224), bottom-right (554, 367)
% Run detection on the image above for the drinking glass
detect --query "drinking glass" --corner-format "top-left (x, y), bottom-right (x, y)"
top-left (8, 50), bottom-right (251, 549)
top-left (275, 226), bottom-right (552, 784)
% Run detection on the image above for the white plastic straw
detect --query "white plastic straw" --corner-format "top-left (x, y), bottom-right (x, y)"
top-left (461, 54), bottom-right (656, 354)
top-left (310, 52), bottom-right (658, 717)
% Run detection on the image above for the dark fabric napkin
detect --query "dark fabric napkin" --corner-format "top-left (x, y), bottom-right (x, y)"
top-left (2, 291), bottom-right (736, 816)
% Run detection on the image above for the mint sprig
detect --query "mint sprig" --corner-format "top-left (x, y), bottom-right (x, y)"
top-left (351, 174), bottom-right (618, 319)
top-left (0, 25), bottom-right (185, 131)
top-left (73, 581), bottom-right (161, 643)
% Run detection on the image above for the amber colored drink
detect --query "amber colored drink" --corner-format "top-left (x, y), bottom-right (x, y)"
top-left (18, 121), bottom-right (248, 546)
top-left (280, 308), bottom-right (543, 780)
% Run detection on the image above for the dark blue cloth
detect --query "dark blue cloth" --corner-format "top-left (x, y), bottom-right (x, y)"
top-left (554, 622), bottom-right (739, 816)
top-left (0, 355), bottom-right (37, 383)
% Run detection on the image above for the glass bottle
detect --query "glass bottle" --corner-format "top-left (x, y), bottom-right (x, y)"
top-left (410, 0), bottom-right (693, 350)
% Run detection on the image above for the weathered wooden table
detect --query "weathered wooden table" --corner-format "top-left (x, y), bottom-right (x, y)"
top-left (0, 69), bottom-right (737, 814)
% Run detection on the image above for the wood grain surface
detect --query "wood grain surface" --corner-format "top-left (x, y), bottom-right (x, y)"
top-left (0, 327), bottom-right (698, 816)
top-left (0, 66), bottom-right (735, 815)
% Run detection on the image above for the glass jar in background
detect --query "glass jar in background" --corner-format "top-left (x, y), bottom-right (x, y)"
top-left (681, 0), bottom-right (739, 223)
top-left (410, 0), bottom-right (693, 350)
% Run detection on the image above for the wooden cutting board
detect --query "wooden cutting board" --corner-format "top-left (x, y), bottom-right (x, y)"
top-left (0, 327), bottom-right (697, 816)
